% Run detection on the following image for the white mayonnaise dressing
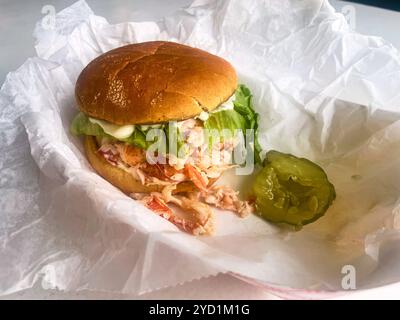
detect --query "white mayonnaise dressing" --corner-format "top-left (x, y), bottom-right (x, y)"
top-left (88, 117), bottom-right (135, 139)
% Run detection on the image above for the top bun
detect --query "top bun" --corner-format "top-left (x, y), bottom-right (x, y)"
top-left (75, 41), bottom-right (237, 125)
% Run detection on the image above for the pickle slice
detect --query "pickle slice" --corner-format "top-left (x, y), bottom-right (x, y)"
top-left (252, 151), bottom-right (336, 227)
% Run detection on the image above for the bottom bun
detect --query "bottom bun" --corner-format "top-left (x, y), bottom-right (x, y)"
top-left (84, 135), bottom-right (196, 194)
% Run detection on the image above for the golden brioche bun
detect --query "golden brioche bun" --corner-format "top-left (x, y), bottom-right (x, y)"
top-left (84, 135), bottom-right (196, 194)
top-left (75, 41), bottom-right (237, 125)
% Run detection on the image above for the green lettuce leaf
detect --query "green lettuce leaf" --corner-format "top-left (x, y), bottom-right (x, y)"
top-left (233, 84), bottom-right (262, 164)
top-left (70, 112), bottom-right (108, 137)
top-left (203, 110), bottom-right (246, 151)
top-left (203, 109), bottom-right (246, 133)
top-left (204, 84), bottom-right (262, 164)
top-left (121, 128), bottom-right (148, 149)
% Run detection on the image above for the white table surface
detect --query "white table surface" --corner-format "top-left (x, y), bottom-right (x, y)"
top-left (1, 0), bottom-right (400, 299)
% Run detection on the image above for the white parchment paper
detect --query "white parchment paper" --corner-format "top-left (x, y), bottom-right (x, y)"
top-left (1, 0), bottom-right (400, 296)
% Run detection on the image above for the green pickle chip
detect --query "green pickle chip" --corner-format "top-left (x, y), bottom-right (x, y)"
top-left (252, 151), bottom-right (336, 227)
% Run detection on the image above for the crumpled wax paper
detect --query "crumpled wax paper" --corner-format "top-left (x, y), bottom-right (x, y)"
top-left (1, 0), bottom-right (400, 297)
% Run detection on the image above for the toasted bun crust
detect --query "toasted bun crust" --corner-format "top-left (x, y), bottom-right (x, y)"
top-left (76, 41), bottom-right (237, 125)
top-left (84, 136), bottom-right (196, 194)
